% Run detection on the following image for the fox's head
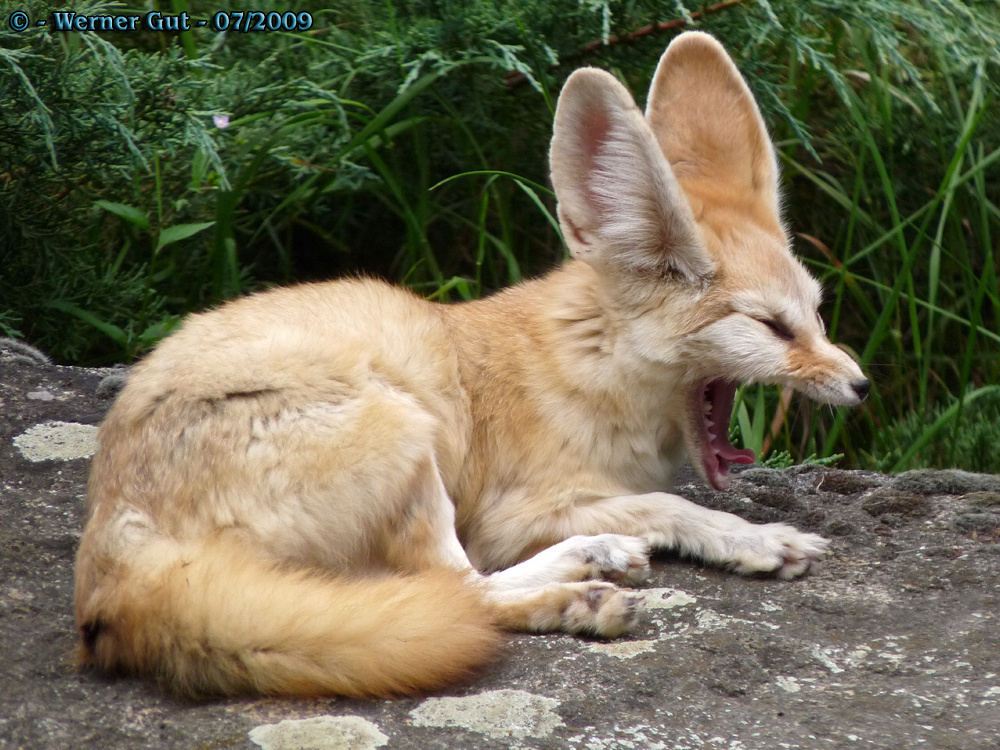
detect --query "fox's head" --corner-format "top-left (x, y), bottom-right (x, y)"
top-left (549, 31), bottom-right (869, 491)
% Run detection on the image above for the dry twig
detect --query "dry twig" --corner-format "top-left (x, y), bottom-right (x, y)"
top-left (504, 0), bottom-right (751, 89)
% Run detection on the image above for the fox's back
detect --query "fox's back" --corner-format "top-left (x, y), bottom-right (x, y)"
top-left (117, 279), bottom-right (461, 418)
top-left (82, 279), bottom-right (472, 548)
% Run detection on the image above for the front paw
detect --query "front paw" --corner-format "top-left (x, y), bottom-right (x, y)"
top-left (569, 534), bottom-right (651, 586)
top-left (731, 523), bottom-right (829, 579)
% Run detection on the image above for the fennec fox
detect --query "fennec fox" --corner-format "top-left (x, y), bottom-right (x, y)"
top-left (75, 32), bottom-right (869, 698)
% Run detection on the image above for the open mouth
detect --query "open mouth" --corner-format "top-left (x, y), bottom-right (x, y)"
top-left (692, 379), bottom-right (756, 491)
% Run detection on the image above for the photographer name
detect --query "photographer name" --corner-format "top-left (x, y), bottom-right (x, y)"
top-left (52, 11), bottom-right (192, 31)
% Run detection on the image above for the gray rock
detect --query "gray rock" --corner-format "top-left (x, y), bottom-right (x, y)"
top-left (861, 488), bottom-right (933, 518)
top-left (737, 467), bottom-right (794, 489)
top-left (892, 468), bottom-right (1000, 495)
top-left (94, 369), bottom-right (129, 400)
top-left (954, 512), bottom-right (1000, 534)
top-left (2, 358), bottom-right (999, 750)
top-left (812, 467), bottom-right (886, 495)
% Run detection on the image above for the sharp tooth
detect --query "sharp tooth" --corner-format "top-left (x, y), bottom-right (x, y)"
top-left (707, 431), bottom-right (715, 442)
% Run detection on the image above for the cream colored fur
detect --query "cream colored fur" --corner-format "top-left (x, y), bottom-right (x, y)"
top-left (74, 32), bottom-right (868, 698)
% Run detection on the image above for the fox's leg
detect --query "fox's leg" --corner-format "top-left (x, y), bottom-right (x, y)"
top-left (398, 461), bottom-right (643, 637)
top-left (235, 385), bottom-right (641, 638)
top-left (486, 534), bottom-right (650, 591)
top-left (481, 534), bottom-right (650, 636)
top-left (471, 492), bottom-right (827, 580)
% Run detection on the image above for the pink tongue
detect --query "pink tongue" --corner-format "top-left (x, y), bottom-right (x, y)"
top-left (712, 433), bottom-right (755, 464)
top-left (705, 427), bottom-right (755, 491)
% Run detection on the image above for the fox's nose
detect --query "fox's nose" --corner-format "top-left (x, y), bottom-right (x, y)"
top-left (851, 379), bottom-right (871, 402)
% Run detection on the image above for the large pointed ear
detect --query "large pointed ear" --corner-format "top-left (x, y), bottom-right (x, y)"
top-left (645, 32), bottom-right (780, 214)
top-left (550, 67), bottom-right (714, 284)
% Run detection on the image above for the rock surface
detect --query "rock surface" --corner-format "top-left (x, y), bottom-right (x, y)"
top-left (1, 351), bottom-right (998, 750)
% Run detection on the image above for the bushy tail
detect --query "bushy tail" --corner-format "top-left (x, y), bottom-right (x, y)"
top-left (75, 535), bottom-right (501, 698)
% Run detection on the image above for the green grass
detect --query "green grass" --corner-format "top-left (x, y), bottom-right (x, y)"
top-left (754, 52), bottom-right (1000, 473)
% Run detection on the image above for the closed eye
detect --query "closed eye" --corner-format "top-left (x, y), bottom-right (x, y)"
top-left (756, 318), bottom-right (795, 341)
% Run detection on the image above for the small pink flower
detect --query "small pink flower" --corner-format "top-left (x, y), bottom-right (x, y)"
top-left (213, 114), bottom-right (230, 129)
